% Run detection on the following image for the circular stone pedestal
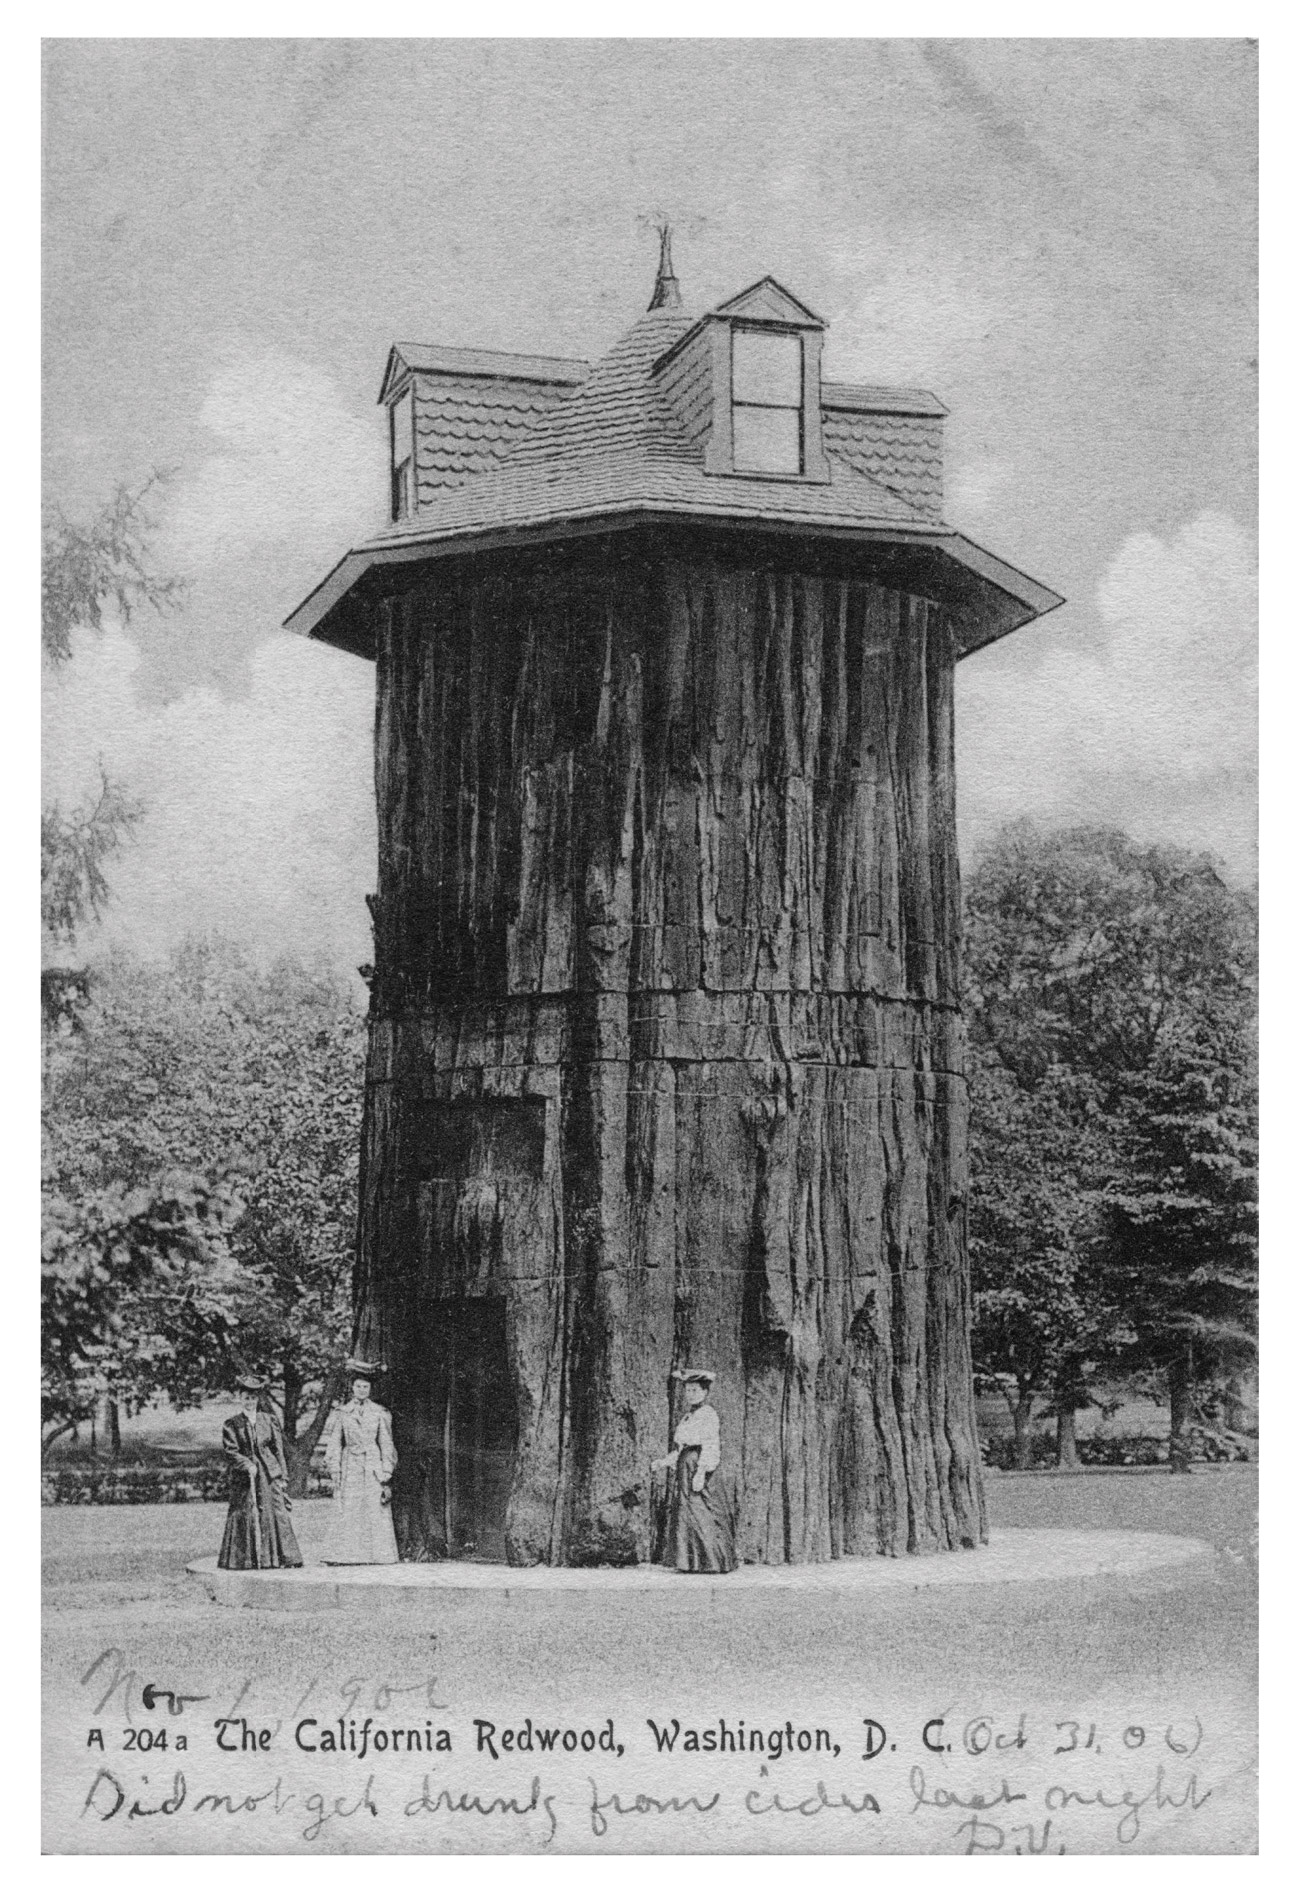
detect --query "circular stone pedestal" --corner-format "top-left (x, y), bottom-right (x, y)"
top-left (188, 1528), bottom-right (1214, 1612)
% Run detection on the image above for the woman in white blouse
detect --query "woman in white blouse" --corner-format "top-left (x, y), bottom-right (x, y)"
top-left (653, 1368), bottom-right (737, 1573)
top-left (321, 1361), bottom-right (400, 1565)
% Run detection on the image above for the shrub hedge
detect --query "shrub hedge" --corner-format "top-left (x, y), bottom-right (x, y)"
top-left (980, 1426), bottom-right (1254, 1471)
top-left (42, 1460), bottom-right (333, 1505)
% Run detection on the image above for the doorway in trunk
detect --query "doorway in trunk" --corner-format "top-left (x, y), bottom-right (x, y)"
top-left (430, 1299), bottom-right (518, 1561)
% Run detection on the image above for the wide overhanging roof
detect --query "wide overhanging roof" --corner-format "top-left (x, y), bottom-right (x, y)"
top-left (287, 291), bottom-right (1063, 658)
top-left (285, 513), bottom-right (1061, 663)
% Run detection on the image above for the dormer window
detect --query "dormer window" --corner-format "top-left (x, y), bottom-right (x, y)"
top-left (390, 387), bottom-right (414, 521)
top-left (669, 279), bottom-right (830, 486)
top-left (731, 328), bottom-right (803, 475)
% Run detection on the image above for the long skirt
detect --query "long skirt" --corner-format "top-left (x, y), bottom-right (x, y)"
top-left (668, 1447), bottom-right (737, 1574)
top-left (324, 1458), bottom-right (400, 1565)
top-left (218, 1468), bottom-right (302, 1570)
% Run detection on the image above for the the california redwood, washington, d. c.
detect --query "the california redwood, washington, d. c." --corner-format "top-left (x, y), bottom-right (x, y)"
top-left (286, 248), bottom-right (1063, 1565)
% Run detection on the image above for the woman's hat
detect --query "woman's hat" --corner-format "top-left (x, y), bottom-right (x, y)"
top-left (671, 1367), bottom-right (715, 1386)
top-left (344, 1357), bottom-right (382, 1378)
top-left (233, 1368), bottom-right (268, 1393)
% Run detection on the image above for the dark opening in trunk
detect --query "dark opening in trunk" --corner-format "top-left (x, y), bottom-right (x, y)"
top-left (396, 1299), bottom-right (518, 1561)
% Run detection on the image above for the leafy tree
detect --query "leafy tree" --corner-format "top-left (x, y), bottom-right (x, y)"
top-left (41, 474), bottom-right (183, 1027)
top-left (968, 1045), bottom-right (1128, 1467)
top-left (965, 821), bottom-right (1257, 1464)
top-left (41, 475), bottom-right (198, 1454)
top-left (41, 1170), bottom-right (244, 1456)
top-left (1105, 1003), bottom-right (1258, 1465)
top-left (42, 472), bottom-right (185, 668)
top-left (41, 769), bottom-right (144, 1029)
top-left (42, 939), bottom-right (366, 1488)
top-left (965, 821), bottom-right (1252, 1093)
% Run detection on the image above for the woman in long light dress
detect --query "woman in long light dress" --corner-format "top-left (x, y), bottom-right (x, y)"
top-left (652, 1368), bottom-right (737, 1574)
top-left (322, 1370), bottom-right (400, 1565)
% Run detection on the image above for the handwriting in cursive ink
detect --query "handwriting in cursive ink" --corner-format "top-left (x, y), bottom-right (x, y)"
top-left (589, 1778), bottom-right (721, 1836)
top-left (142, 1683), bottom-right (209, 1716)
top-left (79, 1649), bottom-right (142, 1720)
top-left (1045, 1766), bottom-right (1211, 1844)
top-left (404, 1772), bottom-right (558, 1846)
top-left (909, 1765), bottom-right (1027, 1814)
top-left (955, 1815), bottom-right (1064, 1854)
top-left (341, 1672), bottom-right (448, 1717)
top-left (192, 1778), bottom-right (297, 1818)
top-left (301, 1774), bottom-right (379, 1844)
top-left (746, 1780), bottom-right (881, 1818)
top-left (81, 1769), bottom-right (186, 1821)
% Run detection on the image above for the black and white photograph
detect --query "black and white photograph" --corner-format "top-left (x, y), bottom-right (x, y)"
top-left (40, 33), bottom-right (1259, 1855)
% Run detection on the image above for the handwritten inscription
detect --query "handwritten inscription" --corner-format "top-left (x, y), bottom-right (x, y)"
top-left (66, 1657), bottom-right (1228, 1852)
top-left (590, 1780), bottom-right (721, 1838)
top-left (76, 1758), bottom-right (1215, 1850)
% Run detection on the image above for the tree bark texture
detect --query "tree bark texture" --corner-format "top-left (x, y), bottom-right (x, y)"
top-left (1008, 1390), bottom-right (1035, 1471)
top-left (354, 535), bottom-right (987, 1564)
top-left (1055, 1407), bottom-right (1079, 1471)
top-left (1168, 1346), bottom-right (1195, 1474)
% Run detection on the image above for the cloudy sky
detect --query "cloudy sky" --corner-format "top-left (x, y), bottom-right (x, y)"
top-left (42, 39), bottom-right (1257, 989)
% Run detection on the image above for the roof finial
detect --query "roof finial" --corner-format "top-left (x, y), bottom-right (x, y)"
top-left (648, 221), bottom-right (682, 311)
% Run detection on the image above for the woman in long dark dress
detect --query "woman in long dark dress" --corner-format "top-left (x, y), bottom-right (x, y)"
top-left (217, 1375), bottom-right (303, 1571)
top-left (653, 1368), bottom-right (737, 1574)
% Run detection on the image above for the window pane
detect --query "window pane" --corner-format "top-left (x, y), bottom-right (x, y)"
top-left (732, 329), bottom-right (802, 407)
top-left (391, 389), bottom-right (414, 467)
top-left (391, 460), bottom-right (410, 521)
top-left (732, 405), bottom-right (801, 475)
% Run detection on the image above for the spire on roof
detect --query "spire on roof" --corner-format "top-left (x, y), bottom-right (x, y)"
top-left (648, 223), bottom-right (682, 311)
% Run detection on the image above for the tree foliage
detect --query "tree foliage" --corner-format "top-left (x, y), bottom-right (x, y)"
top-left (42, 474), bottom-right (186, 1026)
top-left (42, 940), bottom-right (367, 1481)
top-left (1106, 1004), bottom-right (1258, 1407)
top-left (965, 821), bottom-right (1258, 1460)
top-left (42, 472), bottom-right (186, 669)
top-left (42, 766), bottom-right (144, 946)
top-left (967, 1044), bottom-right (1128, 1463)
top-left (41, 1170), bottom-right (244, 1454)
top-left (965, 821), bottom-right (1253, 1093)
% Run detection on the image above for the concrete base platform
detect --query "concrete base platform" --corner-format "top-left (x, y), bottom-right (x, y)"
top-left (188, 1527), bottom-right (1214, 1611)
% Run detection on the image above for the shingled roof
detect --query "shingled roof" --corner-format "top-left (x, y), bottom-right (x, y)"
top-left (288, 258), bottom-right (1063, 652)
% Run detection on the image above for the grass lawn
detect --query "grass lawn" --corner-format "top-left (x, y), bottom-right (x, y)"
top-left (43, 1467), bottom-right (1257, 1856)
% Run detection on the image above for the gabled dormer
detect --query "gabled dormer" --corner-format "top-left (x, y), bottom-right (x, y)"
top-left (287, 241), bottom-right (1064, 661)
top-left (377, 342), bottom-right (590, 522)
top-left (653, 275), bottom-right (831, 483)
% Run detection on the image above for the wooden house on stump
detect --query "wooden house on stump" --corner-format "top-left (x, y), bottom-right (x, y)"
top-left (288, 237), bottom-right (1062, 1567)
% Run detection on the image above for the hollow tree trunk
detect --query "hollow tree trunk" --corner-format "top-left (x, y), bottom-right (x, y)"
top-left (355, 534), bottom-right (987, 1564)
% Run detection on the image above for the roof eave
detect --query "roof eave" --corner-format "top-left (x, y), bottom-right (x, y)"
top-left (286, 516), bottom-right (1063, 660)
top-left (940, 532), bottom-right (1065, 653)
top-left (376, 347), bottom-right (411, 406)
top-left (821, 381), bottom-right (950, 420)
top-left (713, 275), bottom-right (827, 327)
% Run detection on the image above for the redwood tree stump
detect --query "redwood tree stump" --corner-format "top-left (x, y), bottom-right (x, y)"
top-left (353, 529), bottom-right (987, 1564)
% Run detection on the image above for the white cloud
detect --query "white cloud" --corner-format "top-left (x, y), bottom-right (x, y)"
top-left (163, 347), bottom-right (386, 573)
top-left (43, 625), bottom-right (376, 979)
top-left (42, 348), bottom-right (387, 973)
top-left (828, 255), bottom-right (1010, 384)
top-left (43, 509), bottom-right (1257, 987)
top-left (947, 453), bottom-right (1015, 525)
top-left (957, 510), bottom-right (1257, 874)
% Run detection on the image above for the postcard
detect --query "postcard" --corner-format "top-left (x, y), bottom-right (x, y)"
top-left (41, 36), bottom-right (1258, 1856)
